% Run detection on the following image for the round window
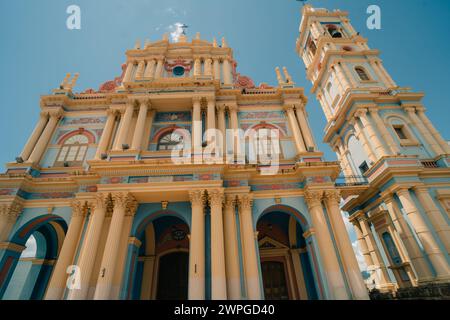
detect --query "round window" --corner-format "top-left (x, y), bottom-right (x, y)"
top-left (173, 66), bottom-right (185, 77)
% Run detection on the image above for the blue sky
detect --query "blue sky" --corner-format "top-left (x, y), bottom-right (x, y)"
top-left (1, 0), bottom-right (450, 271)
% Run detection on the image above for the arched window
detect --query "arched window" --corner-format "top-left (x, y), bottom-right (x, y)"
top-left (327, 24), bottom-right (343, 38)
top-left (307, 38), bottom-right (317, 56)
top-left (157, 130), bottom-right (184, 151)
top-left (55, 134), bottom-right (89, 167)
top-left (355, 66), bottom-right (370, 81)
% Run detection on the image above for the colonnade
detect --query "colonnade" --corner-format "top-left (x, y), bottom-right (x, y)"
top-left (284, 103), bottom-right (316, 155)
top-left (121, 56), bottom-right (234, 85)
top-left (350, 187), bottom-right (450, 290)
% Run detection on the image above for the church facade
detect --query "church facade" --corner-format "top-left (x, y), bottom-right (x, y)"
top-left (297, 5), bottom-right (450, 295)
top-left (0, 5), bottom-right (447, 301)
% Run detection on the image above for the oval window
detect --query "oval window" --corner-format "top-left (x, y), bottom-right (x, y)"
top-left (173, 66), bottom-right (185, 77)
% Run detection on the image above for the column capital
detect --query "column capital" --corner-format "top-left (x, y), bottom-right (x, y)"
top-left (111, 192), bottom-right (136, 210)
top-left (227, 104), bottom-right (239, 112)
top-left (0, 199), bottom-right (24, 219)
top-left (237, 194), bottom-right (253, 211)
top-left (404, 106), bottom-right (417, 114)
top-left (412, 185), bottom-right (429, 194)
top-left (396, 188), bottom-right (410, 197)
top-left (106, 108), bottom-right (118, 117)
top-left (71, 200), bottom-right (87, 218)
top-left (283, 104), bottom-right (295, 112)
top-left (207, 189), bottom-right (224, 207)
top-left (354, 108), bottom-right (368, 118)
top-left (192, 96), bottom-right (202, 105)
top-left (88, 192), bottom-right (110, 212)
top-left (47, 108), bottom-right (64, 118)
top-left (304, 190), bottom-right (323, 209)
top-left (323, 189), bottom-right (341, 203)
top-left (189, 189), bottom-right (206, 207)
top-left (224, 195), bottom-right (237, 210)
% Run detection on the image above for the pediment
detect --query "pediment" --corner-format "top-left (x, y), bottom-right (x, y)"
top-left (258, 236), bottom-right (288, 250)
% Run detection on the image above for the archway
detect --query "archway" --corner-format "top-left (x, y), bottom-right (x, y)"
top-left (130, 214), bottom-right (190, 300)
top-left (256, 208), bottom-right (318, 300)
top-left (0, 215), bottom-right (67, 300)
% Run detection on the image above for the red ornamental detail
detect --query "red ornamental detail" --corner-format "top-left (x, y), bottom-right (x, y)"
top-left (165, 59), bottom-right (193, 72)
top-left (234, 74), bottom-right (255, 89)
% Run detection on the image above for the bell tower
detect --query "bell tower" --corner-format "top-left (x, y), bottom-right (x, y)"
top-left (297, 5), bottom-right (450, 295)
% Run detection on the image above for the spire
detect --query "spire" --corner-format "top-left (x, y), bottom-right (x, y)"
top-left (134, 39), bottom-right (141, 49)
top-left (195, 32), bottom-right (200, 40)
top-left (221, 37), bottom-right (228, 48)
top-left (162, 33), bottom-right (169, 41)
top-left (144, 39), bottom-right (151, 48)
top-left (213, 37), bottom-right (218, 47)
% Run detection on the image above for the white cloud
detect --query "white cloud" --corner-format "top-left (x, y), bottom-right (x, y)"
top-left (168, 22), bottom-right (185, 42)
top-left (21, 235), bottom-right (37, 258)
top-left (352, 240), bottom-right (368, 272)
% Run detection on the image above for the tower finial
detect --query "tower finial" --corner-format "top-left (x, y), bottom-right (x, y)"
top-left (282, 67), bottom-right (293, 84)
top-left (195, 32), bottom-right (200, 40)
top-left (162, 33), bottom-right (168, 41)
top-left (222, 37), bottom-right (228, 48)
top-left (213, 37), bottom-right (218, 47)
top-left (275, 67), bottom-right (285, 85)
top-left (144, 39), bottom-right (151, 48)
top-left (134, 39), bottom-right (141, 49)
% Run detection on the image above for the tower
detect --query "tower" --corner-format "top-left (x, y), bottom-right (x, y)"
top-left (297, 5), bottom-right (450, 295)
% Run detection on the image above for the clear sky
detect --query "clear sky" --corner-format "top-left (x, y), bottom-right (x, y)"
top-left (1, 0), bottom-right (450, 270)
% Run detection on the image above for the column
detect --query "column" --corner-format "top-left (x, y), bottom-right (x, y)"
top-left (213, 59), bottom-right (220, 80)
top-left (193, 58), bottom-right (202, 77)
top-left (217, 105), bottom-right (226, 157)
top-left (95, 109), bottom-right (117, 160)
top-left (113, 103), bottom-right (134, 151)
top-left (143, 59), bottom-right (156, 80)
top-left (122, 62), bottom-right (134, 83)
top-left (188, 190), bottom-right (206, 300)
top-left (355, 216), bottom-right (392, 288)
top-left (356, 109), bottom-right (389, 158)
top-left (351, 118), bottom-right (377, 164)
top-left (28, 109), bottom-right (62, 164)
top-left (192, 97), bottom-right (202, 153)
top-left (45, 201), bottom-right (86, 300)
top-left (0, 200), bottom-right (23, 242)
top-left (204, 58), bottom-right (213, 77)
top-left (94, 192), bottom-right (137, 299)
top-left (284, 105), bottom-right (306, 155)
top-left (414, 187), bottom-right (450, 254)
top-left (208, 189), bottom-right (227, 300)
top-left (228, 105), bottom-right (241, 161)
top-left (135, 61), bottom-right (146, 80)
top-left (140, 256), bottom-right (155, 299)
top-left (396, 188), bottom-right (450, 279)
top-left (20, 112), bottom-right (49, 161)
top-left (417, 109), bottom-right (450, 154)
top-left (324, 191), bottom-right (369, 300)
top-left (222, 58), bottom-right (233, 85)
top-left (369, 108), bottom-right (400, 155)
top-left (206, 98), bottom-right (216, 151)
top-left (237, 194), bottom-right (261, 300)
top-left (304, 190), bottom-right (349, 300)
top-left (406, 107), bottom-right (444, 155)
top-left (131, 100), bottom-right (149, 151)
top-left (223, 195), bottom-right (241, 299)
top-left (384, 195), bottom-right (430, 282)
top-left (67, 193), bottom-right (109, 300)
top-left (289, 249), bottom-right (308, 300)
top-left (295, 104), bottom-right (316, 151)
top-left (154, 58), bottom-right (164, 79)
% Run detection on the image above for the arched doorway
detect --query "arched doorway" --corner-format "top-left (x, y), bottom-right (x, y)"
top-left (130, 215), bottom-right (189, 300)
top-left (0, 215), bottom-right (67, 300)
top-left (256, 209), bottom-right (318, 300)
